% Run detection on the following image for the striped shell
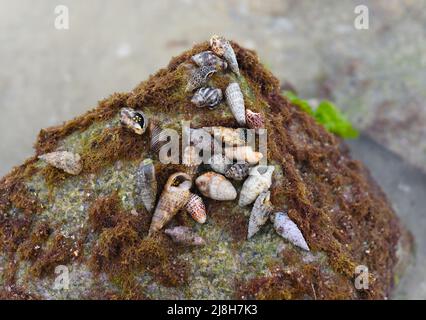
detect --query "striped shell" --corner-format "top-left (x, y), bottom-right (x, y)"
top-left (186, 65), bottom-right (216, 92)
top-left (38, 151), bottom-right (82, 175)
top-left (247, 191), bottom-right (273, 239)
top-left (208, 154), bottom-right (231, 174)
top-left (165, 226), bottom-right (206, 246)
top-left (195, 172), bottom-right (237, 201)
top-left (185, 193), bottom-right (207, 224)
top-left (224, 146), bottom-right (263, 165)
top-left (225, 83), bottom-right (246, 125)
top-left (148, 172), bottom-right (192, 236)
top-left (225, 163), bottom-right (250, 181)
top-left (246, 109), bottom-right (265, 130)
top-left (272, 211), bottom-right (310, 251)
top-left (120, 107), bottom-right (148, 135)
top-left (239, 165), bottom-right (275, 207)
top-left (210, 35), bottom-right (240, 75)
top-left (135, 159), bottom-right (157, 213)
top-left (191, 51), bottom-right (228, 70)
top-left (191, 87), bottom-right (223, 109)
top-left (204, 126), bottom-right (246, 146)
top-left (149, 121), bottom-right (165, 153)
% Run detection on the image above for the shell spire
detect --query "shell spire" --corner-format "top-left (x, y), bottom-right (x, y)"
top-left (195, 172), bottom-right (237, 201)
top-left (185, 193), bottom-right (207, 224)
top-left (182, 145), bottom-right (201, 177)
top-left (239, 165), bottom-right (274, 207)
top-left (135, 159), bottom-right (157, 213)
top-left (272, 211), bottom-right (310, 251)
top-left (225, 83), bottom-right (246, 126)
top-left (148, 172), bottom-right (192, 236)
top-left (247, 191), bottom-right (273, 239)
top-left (120, 107), bottom-right (148, 135)
top-left (38, 151), bottom-right (82, 175)
top-left (210, 35), bottom-right (240, 75)
top-left (165, 226), bottom-right (206, 246)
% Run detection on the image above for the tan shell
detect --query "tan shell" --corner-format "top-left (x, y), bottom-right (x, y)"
top-left (272, 211), bottom-right (310, 251)
top-left (195, 172), bottom-right (237, 201)
top-left (164, 226), bottom-right (206, 246)
top-left (208, 154), bottom-right (231, 175)
top-left (204, 126), bottom-right (246, 146)
top-left (185, 193), bottom-right (207, 224)
top-left (135, 158), bottom-right (157, 213)
top-left (186, 65), bottom-right (216, 92)
top-left (239, 165), bottom-right (274, 206)
top-left (224, 146), bottom-right (263, 165)
top-left (38, 151), bottom-right (82, 175)
top-left (210, 35), bottom-right (240, 75)
top-left (225, 83), bottom-right (246, 125)
top-left (182, 146), bottom-right (201, 176)
top-left (247, 191), bottom-right (273, 239)
top-left (148, 172), bottom-right (192, 236)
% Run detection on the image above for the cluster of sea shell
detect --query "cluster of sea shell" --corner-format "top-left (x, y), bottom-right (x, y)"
top-left (36, 36), bottom-right (309, 251)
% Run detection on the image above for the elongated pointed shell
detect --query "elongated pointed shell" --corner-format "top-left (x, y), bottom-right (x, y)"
top-left (247, 191), bottom-right (273, 239)
top-left (135, 159), bottom-right (157, 213)
top-left (224, 146), bottom-right (263, 165)
top-left (239, 165), bottom-right (274, 206)
top-left (149, 172), bottom-right (192, 235)
top-left (246, 109), bottom-right (265, 130)
top-left (182, 146), bottom-right (201, 176)
top-left (185, 193), bottom-right (207, 224)
top-left (120, 107), bottom-right (148, 135)
top-left (196, 172), bottom-right (237, 201)
top-left (208, 154), bottom-right (231, 174)
top-left (225, 83), bottom-right (246, 125)
top-left (38, 151), bottom-right (82, 175)
top-left (225, 163), bottom-right (250, 181)
top-left (204, 126), bottom-right (246, 146)
top-left (191, 87), bottom-right (223, 109)
top-left (191, 51), bottom-right (228, 70)
top-left (186, 65), bottom-right (216, 92)
top-left (165, 226), bottom-right (205, 246)
top-left (272, 211), bottom-right (310, 251)
top-left (210, 35), bottom-right (240, 75)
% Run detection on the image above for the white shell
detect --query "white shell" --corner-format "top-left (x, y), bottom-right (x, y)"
top-left (272, 211), bottom-right (310, 251)
top-left (239, 165), bottom-right (274, 206)
top-left (195, 172), bottom-right (237, 201)
top-left (247, 191), bottom-right (273, 239)
top-left (204, 126), bottom-right (246, 146)
top-left (38, 151), bottom-right (82, 175)
top-left (225, 83), bottom-right (246, 126)
top-left (224, 146), bottom-right (263, 165)
top-left (208, 154), bottom-right (232, 174)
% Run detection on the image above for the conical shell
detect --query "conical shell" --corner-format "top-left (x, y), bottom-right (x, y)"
top-left (165, 226), bottom-right (206, 246)
top-left (247, 191), bottom-right (273, 239)
top-left (149, 172), bottom-right (192, 236)
top-left (191, 87), bottom-right (223, 109)
top-left (38, 151), bottom-right (82, 175)
top-left (246, 109), bottom-right (265, 130)
top-left (225, 163), bottom-right (250, 181)
top-left (195, 172), bottom-right (237, 201)
top-left (239, 165), bottom-right (275, 206)
top-left (182, 146), bottom-right (201, 176)
top-left (204, 126), bottom-right (246, 146)
top-left (272, 211), bottom-right (310, 251)
top-left (224, 146), bottom-right (263, 165)
top-left (120, 107), bottom-right (148, 135)
top-left (149, 120), bottom-right (168, 153)
top-left (225, 83), bottom-right (246, 125)
top-left (185, 193), bottom-right (207, 224)
top-left (208, 154), bottom-right (231, 174)
top-left (186, 65), bottom-right (216, 92)
top-left (135, 159), bottom-right (157, 213)
top-left (191, 51), bottom-right (228, 70)
top-left (210, 35), bottom-right (240, 75)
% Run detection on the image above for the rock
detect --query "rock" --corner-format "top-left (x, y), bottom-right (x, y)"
top-left (0, 40), bottom-right (412, 300)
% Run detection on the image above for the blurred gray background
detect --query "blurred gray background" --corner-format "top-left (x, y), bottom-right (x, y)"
top-left (0, 0), bottom-right (425, 299)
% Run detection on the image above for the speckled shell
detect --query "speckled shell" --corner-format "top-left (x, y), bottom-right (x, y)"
top-left (239, 165), bottom-right (275, 207)
top-left (195, 172), bottom-right (237, 201)
top-left (208, 154), bottom-right (231, 174)
top-left (164, 226), bottom-right (206, 246)
top-left (272, 211), bottom-right (310, 251)
top-left (186, 65), bottom-right (216, 92)
top-left (246, 109), bottom-right (265, 130)
top-left (247, 191), bottom-right (273, 239)
top-left (191, 87), bottom-right (223, 109)
top-left (185, 193), bottom-right (207, 224)
top-left (210, 35), bottom-right (240, 75)
top-left (149, 172), bottom-right (192, 236)
top-left (191, 51), bottom-right (228, 70)
top-left (225, 83), bottom-right (246, 125)
top-left (182, 146), bottom-right (201, 176)
top-left (38, 151), bottom-right (82, 175)
top-left (225, 163), bottom-right (250, 181)
top-left (224, 146), bottom-right (263, 165)
top-left (135, 159), bottom-right (157, 213)
top-left (120, 107), bottom-right (148, 135)
top-left (204, 126), bottom-right (246, 146)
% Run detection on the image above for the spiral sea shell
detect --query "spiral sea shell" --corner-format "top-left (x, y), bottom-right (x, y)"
top-left (239, 165), bottom-right (275, 207)
top-left (191, 51), bottom-right (228, 71)
top-left (204, 126), bottom-right (246, 146)
top-left (247, 191), bottom-right (273, 239)
top-left (272, 211), bottom-right (310, 251)
top-left (246, 109), bottom-right (265, 130)
top-left (148, 172), bottom-right (192, 236)
top-left (224, 146), bottom-right (263, 165)
top-left (165, 226), bottom-right (206, 246)
top-left (225, 83), bottom-right (246, 126)
top-left (225, 163), bottom-right (250, 181)
top-left (135, 159), bottom-right (157, 213)
top-left (191, 87), bottom-right (223, 109)
top-left (38, 151), bottom-right (82, 175)
top-left (210, 35), bottom-right (240, 75)
top-left (186, 65), bottom-right (216, 92)
top-left (196, 172), bottom-right (237, 201)
top-left (120, 107), bottom-right (148, 135)
top-left (185, 193), bottom-right (207, 224)
top-left (208, 154), bottom-right (231, 175)
top-left (182, 145), bottom-right (201, 176)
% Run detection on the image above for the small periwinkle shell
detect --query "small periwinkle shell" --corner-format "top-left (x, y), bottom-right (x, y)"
top-left (210, 35), bottom-right (240, 75)
top-left (191, 51), bottom-right (228, 70)
top-left (247, 191), bottom-right (273, 239)
top-left (182, 145), bottom-right (201, 176)
top-left (186, 65), bottom-right (216, 92)
top-left (239, 165), bottom-right (275, 207)
top-left (38, 151), bottom-right (82, 175)
top-left (272, 211), bottom-right (310, 251)
top-left (165, 226), bottom-right (206, 246)
top-left (225, 163), bottom-right (250, 181)
top-left (225, 83), bottom-right (246, 125)
top-left (195, 172), bottom-right (237, 201)
top-left (185, 193), bottom-right (207, 224)
top-left (191, 87), bottom-right (223, 109)
top-left (135, 158), bottom-right (157, 213)
top-left (120, 107), bottom-right (148, 135)
top-left (246, 109), bottom-right (265, 130)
